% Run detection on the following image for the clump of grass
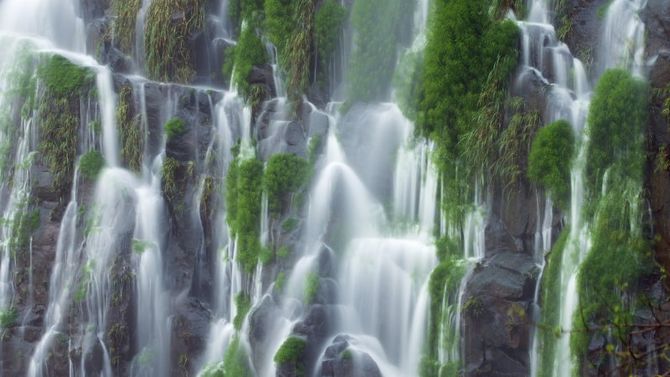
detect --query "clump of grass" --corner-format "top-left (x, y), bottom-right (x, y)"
top-left (111, 0), bottom-right (141, 53)
top-left (117, 85), bottom-right (143, 172)
top-left (145, 0), bottom-right (205, 82)
top-left (528, 120), bottom-right (574, 208)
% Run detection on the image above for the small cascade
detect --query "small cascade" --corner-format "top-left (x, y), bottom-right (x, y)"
top-left (337, 238), bottom-right (436, 375)
top-left (26, 168), bottom-right (82, 377)
top-left (134, 0), bottom-right (155, 72)
top-left (80, 169), bottom-right (138, 377)
top-left (599, 0), bottom-right (647, 77)
top-left (0, 0), bottom-right (86, 53)
top-left (129, 159), bottom-right (171, 377)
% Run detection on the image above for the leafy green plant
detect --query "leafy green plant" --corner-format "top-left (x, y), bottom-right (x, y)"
top-left (528, 120), bottom-right (575, 208)
top-left (231, 25), bottom-right (268, 99)
top-left (585, 69), bottom-right (648, 195)
top-left (226, 158), bottom-right (264, 272)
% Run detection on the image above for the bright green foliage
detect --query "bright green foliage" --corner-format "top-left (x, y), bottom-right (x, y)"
top-left (117, 85), bottom-right (142, 172)
top-left (233, 293), bottom-right (252, 330)
top-left (0, 308), bottom-right (17, 328)
top-left (315, 0), bottom-right (347, 66)
top-left (79, 151), bottom-right (106, 180)
top-left (537, 229), bottom-right (569, 377)
top-left (226, 158), bottom-right (264, 272)
top-left (420, 0), bottom-right (519, 158)
top-left (274, 336), bottom-right (306, 363)
top-left (304, 272), bottom-right (319, 304)
top-left (347, 0), bottom-right (414, 103)
top-left (231, 25), bottom-right (268, 100)
top-left (145, 0), bottom-right (204, 83)
top-left (222, 337), bottom-right (254, 377)
top-left (585, 69), bottom-right (648, 195)
top-left (263, 153), bottom-right (309, 215)
top-left (38, 55), bottom-right (93, 96)
top-left (111, 0), bottom-right (141, 53)
top-left (528, 120), bottom-right (575, 208)
top-left (164, 118), bottom-right (187, 140)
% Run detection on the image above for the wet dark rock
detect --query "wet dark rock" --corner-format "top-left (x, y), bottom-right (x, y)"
top-left (306, 106), bottom-right (330, 139)
top-left (484, 215), bottom-right (520, 257)
top-left (81, 0), bottom-right (111, 20)
top-left (291, 304), bottom-right (338, 375)
top-left (249, 295), bottom-right (280, 354)
top-left (463, 249), bottom-right (538, 376)
top-left (317, 246), bottom-right (336, 277)
top-left (319, 335), bottom-right (383, 377)
top-left (561, 0), bottom-right (610, 74)
top-left (170, 296), bottom-right (212, 376)
top-left (249, 64), bottom-right (277, 98)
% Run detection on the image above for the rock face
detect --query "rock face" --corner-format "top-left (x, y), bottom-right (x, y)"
top-left (462, 181), bottom-right (549, 377)
top-left (319, 335), bottom-right (383, 377)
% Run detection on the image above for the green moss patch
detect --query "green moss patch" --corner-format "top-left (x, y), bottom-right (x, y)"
top-left (274, 336), bottom-right (306, 364)
top-left (164, 117), bottom-right (187, 140)
top-left (79, 150), bottom-right (106, 181)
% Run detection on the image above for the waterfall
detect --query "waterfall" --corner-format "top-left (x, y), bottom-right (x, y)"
top-left (0, 0), bottom-right (662, 376)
